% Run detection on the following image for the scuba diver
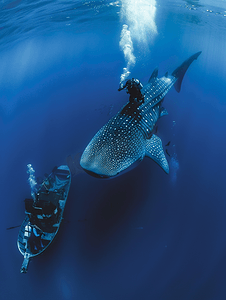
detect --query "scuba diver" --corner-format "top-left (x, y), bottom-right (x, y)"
top-left (118, 78), bottom-right (144, 104)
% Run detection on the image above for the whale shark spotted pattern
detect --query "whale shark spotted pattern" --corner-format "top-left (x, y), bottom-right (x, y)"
top-left (80, 52), bottom-right (201, 178)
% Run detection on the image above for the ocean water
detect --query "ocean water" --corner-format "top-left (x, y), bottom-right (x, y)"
top-left (1, 0), bottom-right (226, 299)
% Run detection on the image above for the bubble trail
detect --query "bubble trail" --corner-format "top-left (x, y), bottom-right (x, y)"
top-left (119, 24), bottom-right (136, 83)
top-left (120, 0), bottom-right (158, 43)
top-left (27, 164), bottom-right (37, 200)
top-left (119, 0), bottom-right (158, 83)
top-left (170, 153), bottom-right (179, 184)
top-left (169, 121), bottom-right (179, 184)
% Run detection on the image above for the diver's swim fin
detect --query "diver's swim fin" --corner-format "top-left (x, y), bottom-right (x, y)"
top-left (172, 51), bottom-right (202, 93)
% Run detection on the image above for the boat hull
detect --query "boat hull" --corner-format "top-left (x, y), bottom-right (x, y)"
top-left (17, 165), bottom-right (71, 273)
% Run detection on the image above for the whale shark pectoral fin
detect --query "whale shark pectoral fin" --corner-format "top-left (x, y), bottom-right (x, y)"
top-left (145, 134), bottom-right (169, 174)
top-left (159, 107), bottom-right (168, 118)
top-left (148, 67), bottom-right (158, 82)
top-left (172, 51), bottom-right (202, 93)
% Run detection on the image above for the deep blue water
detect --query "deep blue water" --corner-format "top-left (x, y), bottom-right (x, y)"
top-left (1, 0), bottom-right (226, 299)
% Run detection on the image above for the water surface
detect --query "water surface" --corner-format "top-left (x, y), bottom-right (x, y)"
top-left (1, 1), bottom-right (226, 299)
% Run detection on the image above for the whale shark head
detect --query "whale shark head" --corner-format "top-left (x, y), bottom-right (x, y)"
top-left (80, 142), bottom-right (118, 178)
top-left (80, 116), bottom-right (146, 178)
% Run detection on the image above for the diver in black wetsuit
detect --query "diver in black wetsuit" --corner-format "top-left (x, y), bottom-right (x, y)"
top-left (118, 78), bottom-right (144, 104)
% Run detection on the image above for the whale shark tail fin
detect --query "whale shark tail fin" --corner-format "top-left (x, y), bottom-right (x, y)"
top-left (172, 51), bottom-right (202, 93)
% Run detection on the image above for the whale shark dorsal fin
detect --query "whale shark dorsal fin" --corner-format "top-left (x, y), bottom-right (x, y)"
top-left (145, 134), bottom-right (169, 174)
top-left (165, 71), bottom-right (169, 77)
top-left (172, 51), bottom-right (202, 93)
top-left (148, 67), bottom-right (158, 82)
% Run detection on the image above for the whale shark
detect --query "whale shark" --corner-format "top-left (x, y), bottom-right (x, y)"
top-left (80, 52), bottom-right (201, 178)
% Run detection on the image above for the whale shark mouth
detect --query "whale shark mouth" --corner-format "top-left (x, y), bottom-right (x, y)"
top-left (81, 157), bottom-right (143, 179)
top-left (82, 168), bottom-right (111, 179)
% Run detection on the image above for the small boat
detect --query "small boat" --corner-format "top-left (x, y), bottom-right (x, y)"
top-left (17, 165), bottom-right (71, 273)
